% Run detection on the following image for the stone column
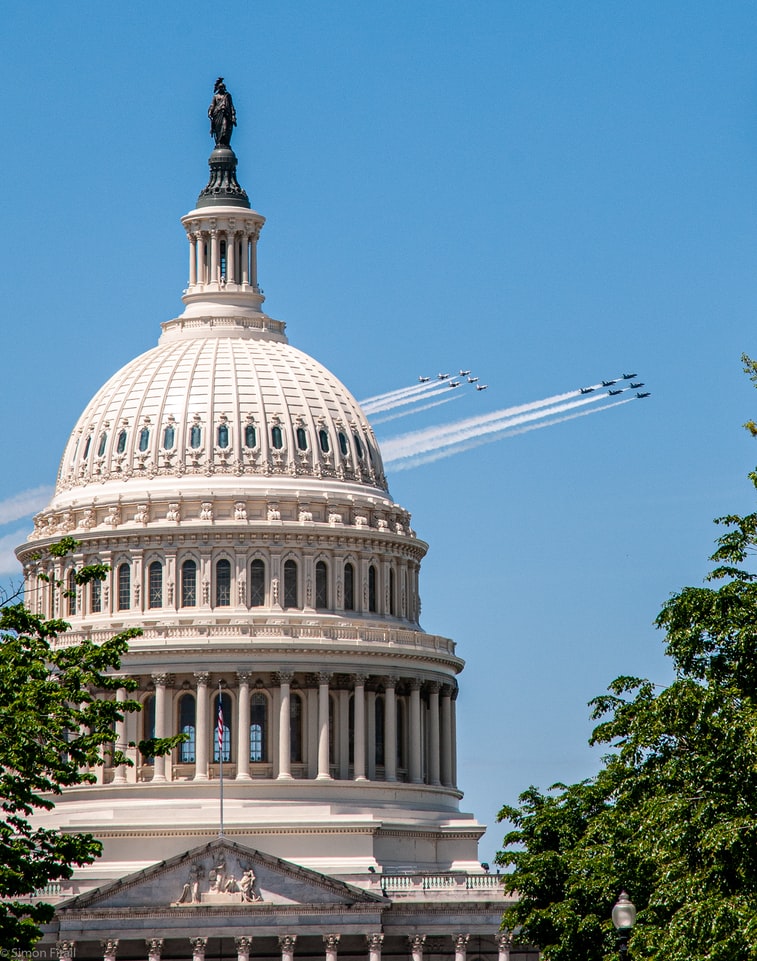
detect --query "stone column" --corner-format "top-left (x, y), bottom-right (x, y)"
top-left (236, 937), bottom-right (253, 961)
top-left (251, 229), bottom-right (259, 288)
top-left (152, 673), bottom-right (169, 782)
top-left (453, 935), bottom-right (469, 961)
top-left (408, 935), bottom-right (426, 961)
top-left (366, 934), bottom-right (384, 961)
top-left (190, 938), bottom-right (208, 961)
top-left (237, 671), bottom-right (252, 780)
top-left (196, 232), bottom-right (206, 284)
top-left (352, 673), bottom-right (367, 781)
top-left (210, 230), bottom-right (219, 283)
top-left (338, 688), bottom-right (350, 779)
top-left (56, 943), bottom-right (76, 961)
top-left (146, 940), bottom-right (164, 961)
top-left (409, 678), bottom-right (422, 783)
top-left (451, 687), bottom-right (458, 787)
top-left (323, 934), bottom-right (340, 961)
top-left (101, 939), bottom-right (119, 961)
top-left (241, 236), bottom-right (250, 285)
top-left (317, 672), bottom-right (332, 780)
top-left (497, 933), bottom-right (513, 961)
top-left (188, 234), bottom-right (197, 286)
top-left (194, 672), bottom-right (210, 780)
top-left (366, 689), bottom-right (376, 779)
top-left (428, 681), bottom-right (441, 786)
top-left (384, 677), bottom-right (397, 782)
top-left (441, 684), bottom-right (453, 787)
top-left (277, 672), bottom-right (294, 780)
top-left (113, 685), bottom-right (128, 784)
top-left (227, 232), bottom-right (236, 283)
top-left (279, 935), bottom-right (297, 961)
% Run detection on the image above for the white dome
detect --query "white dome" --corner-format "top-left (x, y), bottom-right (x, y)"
top-left (55, 321), bottom-right (387, 503)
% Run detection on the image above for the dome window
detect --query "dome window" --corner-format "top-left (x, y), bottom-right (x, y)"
top-left (97, 432), bottom-right (108, 457)
top-left (338, 432), bottom-right (349, 457)
top-left (368, 564), bottom-right (377, 613)
top-left (178, 693), bottom-right (196, 763)
top-left (389, 568), bottom-right (396, 617)
top-left (181, 559), bottom-right (197, 607)
top-left (190, 425), bottom-right (202, 449)
top-left (141, 695), bottom-right (155, 765)
top-left (250, 559), bottom-right (265, 607)
top-left (91, 577), bottom-right (102, 613)
top-left (290, 693), bottom-right (303, 763)
top-left (319, 429), bottom-right (330, 453)
top-left (82, 435), bottom-right (91, 459)
top-left (353, 432), bottom-right (364, 458)
top-left (66, 570), bottom-right (77, 617)
top-left (163, 425), bottom-right (175, 450)
top-left (138, 427), bottom-right (150, 452)
top-left (344, 562), bottom-right (355, 611)
top-left (116, 429), bottom-right (127, 454)
top-left (250, 693), bottom-right (267, 762)
top-left (296, 427), bottom-right (308, 451)
top-left (283, 559), bottom-right (298, 609)
top-left (117, 563), bottom-right (131, 611)
top-left (148, 561), bottom-right (163, 609)
top-left (216, 559), bottom-right (231, 607)
top-left (244, 424), bottom-right (257, 448)
top-left (271, 425), bottom-right (284, 450)
top-left (315, 561), bottom-right (328, 609)
top-left (217, 424), bottom-right (229, 449)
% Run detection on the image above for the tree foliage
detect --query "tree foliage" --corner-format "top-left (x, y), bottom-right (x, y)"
top-left (0, 540), bottom-right (183, 951)
top-left (496, 356), bottom-right (757, 961)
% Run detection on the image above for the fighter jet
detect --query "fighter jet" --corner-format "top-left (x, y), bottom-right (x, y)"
top-left (448, 380), bottom-right (461, 388)
top-left (602, 380), bottom-right (618, 386)
top-left (636, 392), bottom-right (651, 398)
top-left (607, 389), bottom-right (623, 396)
top-left (467, 376), bottom-right (479, 383)
top-left (579, 387), bottom-right (595, 394)
top-left (630, 382), bottom-right (644, 389)
top-left (476, 384), bottom-right (489, 391)
top-left (459, 369), bottom-right (471, 376)
top-left (438, 373), bottom-right (450, 380)
top-left (622, 373), bottom-right (637, 379)
top-left (418, 375), bottom-right (431, 382)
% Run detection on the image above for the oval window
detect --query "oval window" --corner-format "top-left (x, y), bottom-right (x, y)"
top-left (190, 425), bottom-right (202, 449)
top-left (319, 429), bottom-right (330, 453)
top-left (245, 424), bottom-right (257, 448)
top-left (83, 435), bottom-right (91, 459)
top-left (163, 425), bottom-right (175, 450)
top-left (97, 432), bottom-right (108, 457)
top-left (338, 432), bottom-right (348, 456)
top-left (353, 432), bottom-right (364, 458)
top-left (138, 427), bottom-right (150, 452)
top-left (271, 426), bottom-right (283, 450)
top-left (116, 429), bottom-right (127, 454)
top-left (296, 427), bottom-right (307, 451)
top-left (218, 424), bottom-right (229, 448)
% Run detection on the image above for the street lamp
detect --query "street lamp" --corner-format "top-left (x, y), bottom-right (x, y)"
top-left (611, 891), bottom-right (636, 959)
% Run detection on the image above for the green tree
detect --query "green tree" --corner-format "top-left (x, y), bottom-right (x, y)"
top-left (496, 357), bottom-right (757, 961)
top-left (0, 539), bottom-right (182, 952)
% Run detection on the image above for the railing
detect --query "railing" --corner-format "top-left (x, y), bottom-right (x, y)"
top-left (382, 873), bottom-right (502, 892)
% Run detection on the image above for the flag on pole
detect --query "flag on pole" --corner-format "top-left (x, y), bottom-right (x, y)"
top-left (217, 693), bottom-right (225, 759)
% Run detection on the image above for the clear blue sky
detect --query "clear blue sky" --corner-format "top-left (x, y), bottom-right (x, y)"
top-left (2, 1), bottom-right (757, 864)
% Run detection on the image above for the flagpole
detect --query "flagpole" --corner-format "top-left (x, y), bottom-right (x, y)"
top-left (218, 682), bottom-right (224, 838)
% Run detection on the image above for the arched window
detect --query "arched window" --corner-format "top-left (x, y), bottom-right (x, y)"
top-left (163, 424), bottom-right (175, 449)
top-left (271, 425), bottom-right (283, 450)
top-left (290, 693), bottom-right (303, 763)
top-left (250, 693), bottom-right (267, 763)
top-left (296, 427), bottom-right (308, 451)
top-left (283, 560), bottom-right (298, 609)
top-left (178, 694), bottom-right (196, 763)
top-left (142, 694), bottom-right (155, 765)
top-left (91, 577), bottom-right (102, 613)
top-left (148, 561), bottom-right (163, 609)
top-left (319, 429), bottom-right (330, 453)
top-left (138, 427), bottom-right (150, 452)
top-left (220, 239), bottom-right (227, 280)
top-left (190, 424), bottom-right (202, 449)
top-left (315, 561), bottom-right (328, 610)
top-left (375, 696), bottom-right (385, 767)
top-left (348, 695), bottom-right (355, 765)
top-left (216, 559), bottom-right (231, 607)
top-left (67, 570), bottom-right (77, 616)
top-left (82, 435), bottom-right (91, 459)
top-left (344, 563), bottom-right (355, 611)
top-left (181, 560), bottom-right (197, 607)
top-left (116, 429), bottom-right (127, 454)
top-left (213, 692), bottom-right (232, 763)
top-left (368, 565), bottom-right (377, 613)
top-left (397, 699), bottom-right (407, 771)
top-left (389, 568), bottom-right (396, 617)
top-left (117, 563), bottom-right (131, 611)
top-left (217, 424), bottom-right (229, 448)
top-left (244, 423), bottom-right (257, 448)
top-left (338, 431), bottom-right (349, 456)
top-left (250, 559), bottom-right (265, 607)
top-left (97, 432), bottom-right (108, 457)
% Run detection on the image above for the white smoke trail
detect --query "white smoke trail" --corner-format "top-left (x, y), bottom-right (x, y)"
top-left (371, 394), bottom-right (461, 425)
top-left (0, 485), bottom-right (53, 526)
top-left (363, 382), bottom-right (461, 415)
top-left (381, 392), bottom-right (606, 463)
top-left (360, 379), bottom-right (438, 409)
top-left (387, 399), bottom-right (633, 471)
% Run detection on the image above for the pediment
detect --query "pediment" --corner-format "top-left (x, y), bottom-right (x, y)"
top-left (61, 838), bottom-right (385, 912)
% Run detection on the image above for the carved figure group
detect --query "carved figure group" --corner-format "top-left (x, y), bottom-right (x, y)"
top-left (174, 859), bottom-right (262, 905)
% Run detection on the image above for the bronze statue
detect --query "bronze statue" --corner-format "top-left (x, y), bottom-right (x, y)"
top-left (208, 77), bottom-right (236, 147)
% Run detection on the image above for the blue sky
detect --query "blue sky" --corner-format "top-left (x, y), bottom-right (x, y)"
top-left (2, 1), bottom-right (757, 863)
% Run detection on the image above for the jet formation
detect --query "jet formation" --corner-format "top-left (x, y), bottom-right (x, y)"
top-left (417, 370), bottom-right (490, 394)
top-left (579, 372), bottom-right (651, 400)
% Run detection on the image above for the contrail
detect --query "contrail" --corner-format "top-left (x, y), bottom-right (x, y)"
top-left (386, 399), bottom-right (634, 471)
top-left (0, 485), bottom-right (53, 526)
top-left (371, 394), bottom-right (461, 425)
top-left (360, 379), bottom-right (438, 409)
top-left (381, 391), bottom-right (607, 463)
top-left (363, 382), bottom-right (460, 415)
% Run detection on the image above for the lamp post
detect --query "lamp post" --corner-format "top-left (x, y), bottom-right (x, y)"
top-left (611, 891), bottom-right (636, 959)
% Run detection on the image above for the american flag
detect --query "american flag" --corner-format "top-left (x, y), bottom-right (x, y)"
top-left (217, 694), bottom-right (225, 757)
